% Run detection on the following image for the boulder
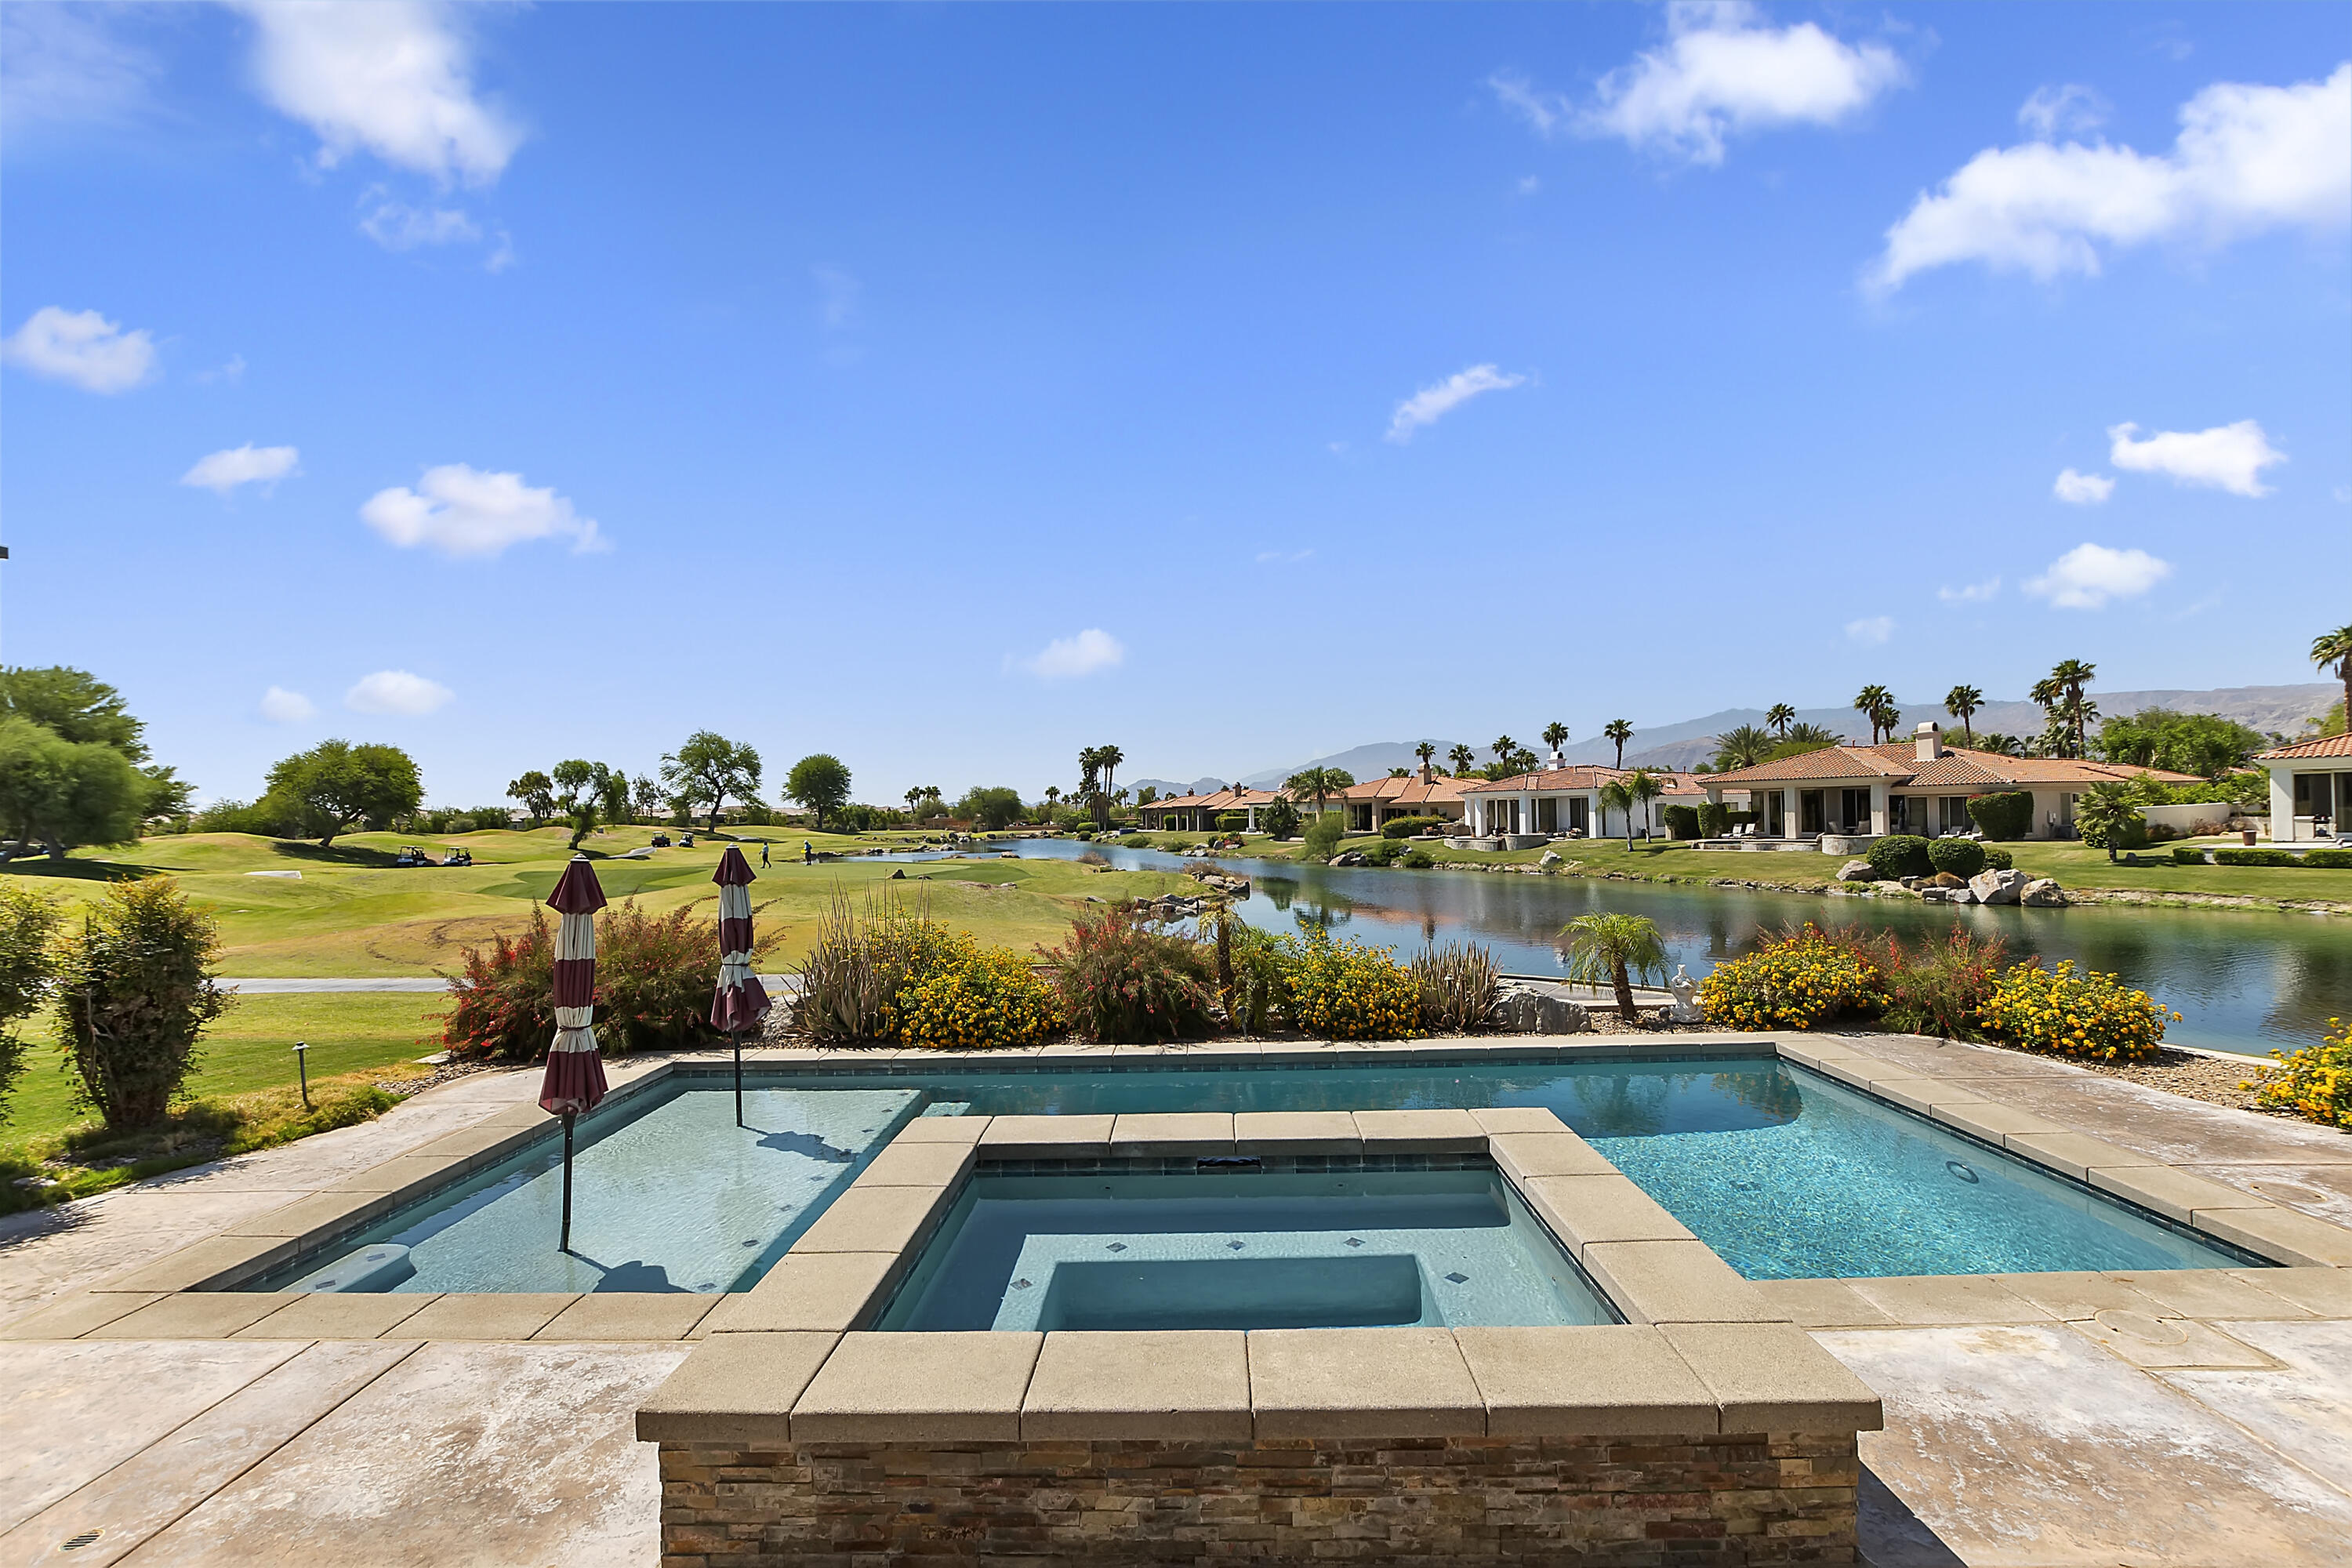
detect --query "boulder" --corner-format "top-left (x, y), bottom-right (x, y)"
top-left (1835, 859), bottom-right (1876, 883)
top-left (1969, 868), bottom-right (2028, 906)
top-left (2020, 878), bottom-right (2068, 907)
top-left (1502, 988), bottom-right (1591, 1034)
top-left (1539, 850), bottom-right (1562, 868)
top-left (1330, 851), bottom-right (1366, 867)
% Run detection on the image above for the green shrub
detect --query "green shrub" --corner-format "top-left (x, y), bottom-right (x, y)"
top-left (1043, 909), bottom-right (1217, 1042)
top-left (54, 878), bottom-right (232, 1131)
top-left (1301, 813), bottom-right (1345, 861)
top-left (2304, 849), bottom-right (2352, 869)
top-left (1411, 942), bottom-right (1502, 1033)
top-left (1865, 835), bottom-right (1932, 880)
top-left (897, 946), bottom-right (1063, 1049)
top-left (1881, 928), bottom-right (2007, 1040)
top-left (0, 887), bottom-right (61, 1127)
top-left (1926, 838), bottom-right (1986, 878)
top-left (1401, 847), bottom-right (1435, 869)
top-left (1381, 815), bottom-right (1446, 839)
top-left (2216, 847), bottom-right (2298, 867)
top-left (1978, 961), bottom-right (2175, 1063)
top-left (1697, 800), bottom-right (1732, 837)
top-left (442, 897), bottom-right (727, 1060)
top-left (2172, 845), bottom-right (2209, 866)
top-left (1982, 846), bottom-right (2013, 871)
top-left (1966, 791), bottom-right (2034, 841)
top-left (1699, 925), bottom-right (1888, 1030)
top-left (1363, 839), bottom-right (1404, 866)
top-left (1661, 804), bottom-right (1700, 840)
top-left (1279, 934), bottom-right (1421, 1039)
top-left (1260, 798), bottom-right (1301, 840)
top-left (1217, 812), bottom-right (1247, 833)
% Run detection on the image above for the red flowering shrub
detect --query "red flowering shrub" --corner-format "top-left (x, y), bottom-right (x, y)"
top-left (1042, 909), bottom-right (1218, 1043)
top-left (440, 898), bottom-right (728, 1062)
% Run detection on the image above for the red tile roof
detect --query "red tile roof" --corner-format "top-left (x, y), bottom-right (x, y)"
top-left (1139, 786), bottom-right (1281, 815)
top-left (1704, 742), bottom-right (2200, 789)
top-left (1340, 772), bottom-right (1475, 807)
top-left (1461, 765), bottom-right (1710, 796)
top-left (2258, 733), bottom-right (2352, 760)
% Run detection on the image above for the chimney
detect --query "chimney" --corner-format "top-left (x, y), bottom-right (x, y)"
top-left (1419, 761), bottom-right (1433, 784)
top-left (1914, 721), bottom-right (1943, 761)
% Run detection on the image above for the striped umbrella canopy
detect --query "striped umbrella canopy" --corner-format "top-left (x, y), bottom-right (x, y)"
top-left (539, 854), bottom-right (610, 1117)
top-left (711, 846), bottom-right (769, 1127)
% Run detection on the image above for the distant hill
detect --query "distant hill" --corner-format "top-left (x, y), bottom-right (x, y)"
top-left (1218, 684), bottom-right (2336, 786)
top-left (1131, 776), bottom-right (1232, 800)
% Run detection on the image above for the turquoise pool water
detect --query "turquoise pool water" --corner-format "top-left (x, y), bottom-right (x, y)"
top-left (245, 1056), bottom-right (2256, 1294)
top-left (877, 1164), bottom-right (1614, 1331)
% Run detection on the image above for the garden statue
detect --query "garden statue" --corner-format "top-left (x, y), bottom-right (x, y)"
top-left (1665, 964), bottom-right (1704, 1024)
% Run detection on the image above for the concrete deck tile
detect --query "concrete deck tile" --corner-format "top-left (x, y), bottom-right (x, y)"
top-left (851, 1138), bottom-right (976, 1188)
top-left (1748, 1277), bottom-right (1897, 1328)
top-left (702, 1251), bottom-right (900, 1333)
top-left (2089, 1162), bottom-right (2274, 1225)
top-left (476, 1102), bottom-right (554, 1131)
top-left (221, 1189), bottom-right (392, 1248)
top-left (0, 1341), bottom-right (415, 1568)
top-left (1457, 1324), bottom-right (1719, 1436)
top-left (1349, 1108), bottom-right (1486, 1152)
top-left (978, 1113), bottom-right (1115, 1156)
top-left (2067, 1311), bottom-right (2277, 1370)
top-left (321, 1154), bottom-right (474, 1196)
top-left (534, 1293), bottom-right (719, 1341)
top-left (634, 1330), bottom-right (838, 1443)
top-left (1658, 1322), bottom-right (1883, 1432)
top-left (1846, 1275), bottom-right (2056, 1327)
top-left (1022, 1330), bottom-right (1250, 1442)
top-left (788, 1183), bottom-right (952, 1256)
top-left (408, 1125), bottom-right (532, 1164)
top-left (789, 1330), bottom-right (1041, 1442)
top-left (1109, 1112), bottom-right (1235, 1154)
top-left (886, 1114), bottom-right (993, 1144)
top-left (1247, 1327), bottom-right (1485, 1439)
top-left (1824, 1323), bottom-right (2352, 1566)
top-left (2193, 1204), bottom-right (2352, 1269)
top-left (1833, 1034), bottom-right (2088, 1081)
top-left (1518, 1174), bottom-right (1696, 1254)
top-left (1579, 1240), bottom-right (1777, 1324)
top-left (1984, 1270), bottom-right (2170, 1322)
top-left (1801, 1058), bottom-right (1873, 1091)
top-left (2114, 1268), bottom-right (2317, 1321)
top-left (0, 1293), bottom-right (165, 1341)
top-left (0, 1339), bottom-right (302, 1534)
top-left (1927, 1100), bottom-right (2073, 1146)
top-left (1861, 1077), bottom-right (1993, 1117)
top-left (1489, 1132), bottom-right (1619, 1181)
top-left (2000, 1130), bottom-right (2165, 1183)
top-left (1468, 1106), bottom-right (1570, 1135)
top-left (234, 1292), bottom-right (437, 1341)
top-left (97, 1235), bottom-right (297, 1294)
top-left (120, 1340), bottom-right (684, 1568)
top-left (2228, 1266), bottom-right (2352, 1318)
top-left (2175, 1163), bottom-right (2352, 1229)
top-left (84, 1292), bottom-right (294, 1341)
top-left (1232, 1110), bottom-right (1361, 1155)
top-left (1973, 1073), bottom-right (2352, 1167)
top-left (390, 1293), bottom-right (579, 1341)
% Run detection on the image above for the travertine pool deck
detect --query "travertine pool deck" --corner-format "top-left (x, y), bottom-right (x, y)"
top-left (3, 1031), bottom-right (2349, 1565)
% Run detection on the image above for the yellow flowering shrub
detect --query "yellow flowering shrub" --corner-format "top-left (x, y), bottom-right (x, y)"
top-left (1976, 960), bottom-right (2174, 1063)
top-left (1698, 927), bottom-right (1889, 1030)
top-left (1279, 935), bottom-right (1422, 1040)
top-left (2254, 1017), bottom-right (2352, 1128)
top-left (895, 946), bottom-right (1065, 1050)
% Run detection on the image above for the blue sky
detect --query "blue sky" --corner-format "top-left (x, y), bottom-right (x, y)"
top-left (5, 2), bottom-right (2347, 809)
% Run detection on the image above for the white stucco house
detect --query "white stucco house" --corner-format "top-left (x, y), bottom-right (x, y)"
top-left (2256, 733), bottom-right (2352, 840)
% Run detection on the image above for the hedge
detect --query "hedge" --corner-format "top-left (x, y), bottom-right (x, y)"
top-left (2308, 849), bottom-right (2352, 869)
top-left (1866, 835), bottom-right (1932, 880)
top-left (1381, 815), bottom-right (1450, 840)
top-left (1217, 812), bottom-right (1248, 833)
top-left (1965, 790), bottom-right (2034, 840)
top-left (2172, 846), bottom-right (2210, 866)
top-left (1926, 838), bottom-right (1987, 878)
top-left (1697, 800), bottom-right (1732, 837)
top-left (1661, 804), bottom-right (1700, 840)
top-left (1983, 846), bottom-right (2013, 871)
top-left (2215, 847), bottom-right (2298, 867)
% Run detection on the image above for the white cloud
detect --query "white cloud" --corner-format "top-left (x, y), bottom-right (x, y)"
top-left (0, 3), bottom-right (158, 133)
top-left (2108, 419), bottom-right (2285, 497)
top-left (361, 464), bottom-right (605, 557)
top-left (232, 0), bottom-right (522, 184)
top-left (1937, 577), bottom-right (2000, 604)
top-left (359, 193), bottom-right (481, 250)
top-left (196, 354), bottom-right (248, 386)
top-left (2019, 84), bottom-right (2107, 140)
top-left (260, 686), bottom-right (317, 723)
top-left (2053, 468), bottom-right (2114, 505)
top-left (2025, 543), bottom-right (2172, 609)
top-left (1497, 3), bottom-right (1906, 165)
top-left (345, 670), bottom-right (453, 716)
top-left (2, 306), bottom-right (157, 393)
top-left (813, 266), bottom-right (862, 329)
top-left (182, 444), bottom-right (302, 496)
top-left (1385, 364), bottom-right (1526, 443)
top-left (1871, 64), bottom-right (2351, 292)
top-left (1844, 615), bottom-right (1894, 645)
top-left (1015, 629), bottom-right (1124, 680)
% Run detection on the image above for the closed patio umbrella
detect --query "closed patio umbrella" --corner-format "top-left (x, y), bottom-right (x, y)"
top-left (539, 853), bottom-right (609, 1252)
top-left (711, 845), bottom-right (771, 1126)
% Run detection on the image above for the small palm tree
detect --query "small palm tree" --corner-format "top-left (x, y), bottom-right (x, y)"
top-left (1599, 777), bottom-right (1635, 848)
top-left (1853, 684), bottom-right (1893, 745)
top-left (1603, 719), bottom-right (1634, 768)
top-left (1557, 913), bottom-right (1669, 1022)
top-left (1284, 766), bottom-right (1355, 820)
top-left (1765, 703), bottom-right (1796, 737)
top-left (1541, 721), bottom-right (1569, 758)
top-left (1780, 721), bottom-right (1842, 752)
top-left (1627, 768), bottom-right (1664, 839)
top-left (1414, 740), bottom-right (1437, 772)
top-left (2313, 623), bottom-right (2352, 728)
top-left (2074, 779), bottom-right (2150, 862)
top-left (1944, 684), bottom-right (1983, 744)
top-left (1043, 785), bottom-right (1060, 822)
top-left (1711, 725), bottom-right (1773, 771)
top-left (1448, 743), bottom-right (1477, 777)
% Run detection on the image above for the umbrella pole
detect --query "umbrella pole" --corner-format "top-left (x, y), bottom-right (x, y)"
top-left (733, 1029), bottom-right (744, 1127)
top-left (561, 1112), bottom-right (576, 1253)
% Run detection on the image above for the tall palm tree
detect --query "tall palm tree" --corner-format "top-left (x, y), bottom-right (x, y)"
top-left (1541, 721), bottom-right (1569, 758)
top-left (1627, 768), bottom-right (1664, 839)
top-left (2044, 660), bottom-right (2096, 758)
top-left (1095, 743), bottom-right (1124, 818)
top-left (2313, 623), bottom-right (2352, 728)
top-left (1076, 746), bottom-right (1104, 828)
top-left (1414, 740), bottom-right (1437, 773)
top-left (1944, 684), bottom-right (1984, 744)
top-left (1491, 735), bottom-right (1518, 769)
top-left (1602, 719), bottom-right (1634, 768)
top-left (1853, 684), bottom-right (1893, 745)
top-left (1871, 697), bottom-right (1902, 745)
top-left (1447, 743), bottom-right (1477, 777)
top-left (904, 786), bottom-right (924, 815)
top-left (1043, 785), bottom-right (1061, 822)
top-left (1765, 703), bottom-right (1796, 738)
top-left (1711, 725), bottom-right (1774, 771)
top-left (1557, 913), bottom-right (1669, 1022)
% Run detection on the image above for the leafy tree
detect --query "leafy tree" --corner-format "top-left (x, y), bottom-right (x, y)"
top-left (2314, 623), bottom-right (2352, 728)
top-left (1602, 720), bottom-right (1634, 768)
top-left (1261, 797), bottom-right (1301, 840)
top-left (2075, 777), bottom-right (2157, 862)
top-left (508, 771), bottom-right (555, 827)
top-left (1764, 703), bottom-right (1795, 737)
top-left (1134, 785), bottom-right (1157, 807)
top-left (265, 741), bottom-right (424, 847)
top-left (1557, 912), bottom-right (1668, 1023)
top-left (0, 665), bottom-right (187, 819)
top-left (593, 763), bottom-right (633, 826)
top-left (0, 717), bottom-right (147, 858)
top-left (1541, 721), bottom-right (1569, 757)
top-left (785, 753), bottom-right (851, 829)
top-left (54, 877), bottom-right (231, 1130)
top-left (1447, 744), bottom-right (1477, 777)
top-left (1301, 811), bottom-right (1345, 861)
top-left (1711, 724), bottom-right (1774, 771)
top-left (662, 731), bottom-right (763, 833)
top-left (0, 887), bottom-right (62, 1126)
top-left (1944, 684), bottom-right (1984, 744)
top-left (954, 785), bottom-right (1025, 830)
top-left (630, 773), bottom-right (664, 822)
top-left (551, 760), bottom-right (597, 811)
top-left (1283, 766), bottom-right (1354, 819)
top-left (2096, 709), bottom-right (2265, 779)
top-left (1853, 684), bottom-right (1893, 745)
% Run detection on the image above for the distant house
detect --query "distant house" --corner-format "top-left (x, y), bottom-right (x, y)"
top-left (1460, 763), bottom-right (1715, 840)
top-left (1701, 723), bottom-right (2198, 842)
top-left (2255, 733), bottom-right (2352, 840)
top-left (1339, 766), bottom-right (1475, 830)
top-left (1137, 784), bottom-right (1284, 833)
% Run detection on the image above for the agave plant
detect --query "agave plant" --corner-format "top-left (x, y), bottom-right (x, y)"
top-left (1411, 941), bottom-right (1503, 1033)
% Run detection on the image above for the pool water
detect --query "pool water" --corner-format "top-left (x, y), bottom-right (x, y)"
top-left (877, 1165), bottom-right (1616, 1331)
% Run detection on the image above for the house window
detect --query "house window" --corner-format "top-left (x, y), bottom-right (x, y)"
top-left (1800, 790), bottom-right (1826, 833)
top-left (1568, 797), bottom-right (1589, 833)
top-left (1942, 797), bottom-right (1973, 833)
top-left (1536, 797), bottom-right (1559, 833)
top-left (1840, 789), bottom-right (1872, 832)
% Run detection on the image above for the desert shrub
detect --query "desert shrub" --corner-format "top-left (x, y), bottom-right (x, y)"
top-left (439, 910), bottom-right (554, 1062)
top-left (1865, 835), bottom-right (1932, 880)
top-left (1699, 925), bottom-right (1889, 1031)
top-left (1381, 815), bottom-right (1446, 840)
top-left (2304, 849), bottom-right (2352, 869)
top-left (442, 898), bottom-right (726, 1061)
top-left (1401, 847), bottom-right (1435, 869)
top-left (0, 887), bottom-right (61, 1127)
top-left (1044, 909), bottom-right (1217, 1043)
top-left (2215, 847), bottom-right (2297, 867)
top-left (1926, 838), bottom-right (1987, 879)
top-left (2172, 846), bottom-right (2209, 866)
top-left (898, 946), bottom-right (1064, 1049)
top-left (1660, 804), bottom-right (1700, 840)
top-left (1697, 800), bottom-right (1732, 837)
top-left (1301, 813), bottom-right (1345, 861)
top-left (53, 878), bottom-right (232, 1130)
top-left (2255, 1018), bottom-right (2352, 1128)
top-left (1280, 934), bottom-right (1421, 1039)
top-left (1977, 961), bottom-right (2175, 1063)
top-left (1076, 848), bottom-right (1111, 866)
top-left (1881, 928), bottom-right (2008, 1039)
top-left (1226, 923), bottom-right (1291, 1035)
top-left (1412, 942), bottom-right (1501, 1033)
top-left (1966, 791), bottom-right (2034, 840)
top-left (1981, 846), bottom-right (2013, 871)
top-left (788, 893), bottom-right (971, 1045)
top-left (1260, 798), bottom-right (1301, 840)
top-left (1363, 839), bottom-right (1404, 866)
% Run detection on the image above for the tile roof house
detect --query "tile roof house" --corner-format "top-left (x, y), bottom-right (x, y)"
top-left (1338, 767), bottom-right (1476, 829)
top-left (1136, 785), bottom-right (1284, 833)
top-left (2254, 733), bottom-right (2352, 841)
top-left (1457, 762), bottom-right (1716, 841)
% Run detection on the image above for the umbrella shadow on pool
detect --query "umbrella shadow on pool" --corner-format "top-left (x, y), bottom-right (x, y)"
top-left (579, 1256), bottom-right (683, 1292)
top-left (746, 1128), bottom-right (861, 1163)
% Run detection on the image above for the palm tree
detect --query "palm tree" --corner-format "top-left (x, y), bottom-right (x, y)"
top-left (1872, 697), bottom-right (1902, 744)
top-left (1541, 721), bottom-right (1569, 758)
top-left (1599, 777), bottom-right (1635, 849)
top-left (1975, 732), bottom-right (2023, 757)
top-left (2042, 660), bottom-right (2096, 758)
top-left (1043, 784), bottom-right (1061, 822)
top-left (2074, 779), bottom-right (2150, 863)
top-left (1853, 684), bottom-right (1893, 745)
top-left (1557, 913), bottom-right (1669, 1022)
top-left (1447, 743), bottom-right (1477, 777)
top-left (1711, 724), bottom-right (1774, 771)
top-left (1944, 684), bottom-right (1984, 744)
top-left (2313, 623), bottom-right (2352, 728)
top-left (1095, 743), bottom-right (1124, 819)
top-left (1765, 703), bottom-right (1796, 738)
top-left (1778, 721), bottom-right (1842, 753)
top-left (1491, 735), bottom-right (1518, 770)
top-left (1603, 719), bottom-right (1634, 768)
top-left (1284, 766), bottom-right (1355, 820)
top-left (1627, 768), bottom-right (1664, 839)
top-left (1414, 740), bottom-right (1437, 773)
top-left (1511, 748), bottom-right (1540, 776)
top-left (1076, 746), bottom-right (1105, 828)
top-left (904, 786), bottom-right (924, 816)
